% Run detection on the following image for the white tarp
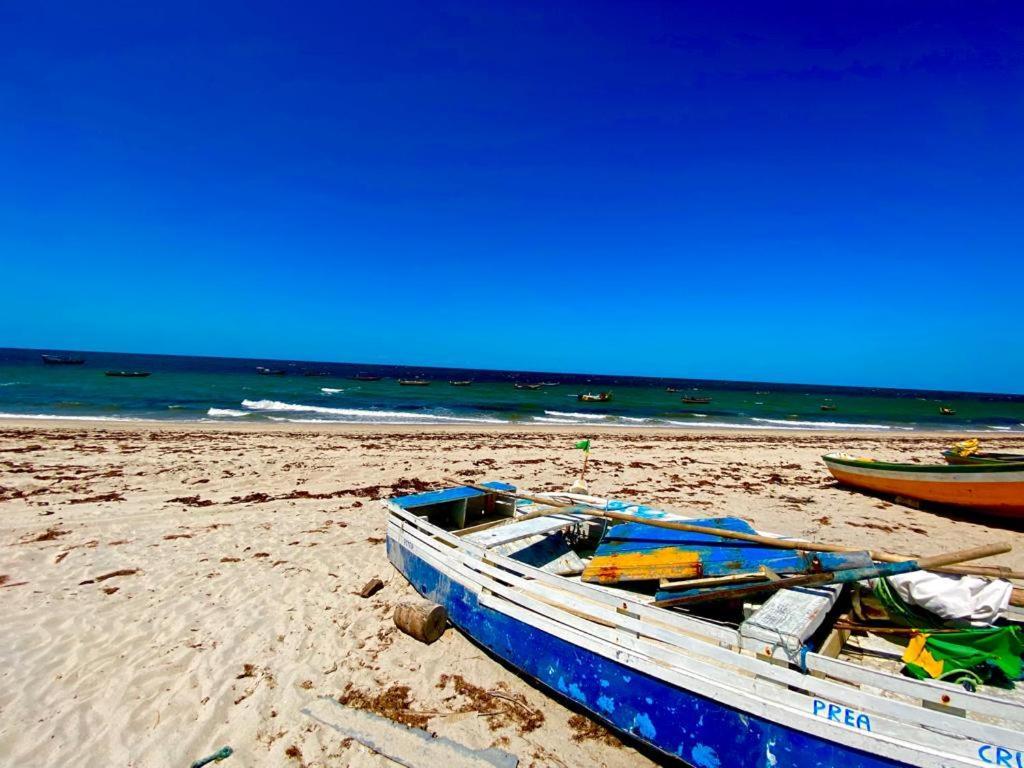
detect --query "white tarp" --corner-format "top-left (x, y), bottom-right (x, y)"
top-left (882, 572), bottom-right (1012, 626)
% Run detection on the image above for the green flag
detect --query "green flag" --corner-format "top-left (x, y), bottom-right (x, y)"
top-left (573, 439), bottom-right (591, 452)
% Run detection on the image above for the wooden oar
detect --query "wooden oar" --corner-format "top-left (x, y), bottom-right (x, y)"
top-left (652, 546), bottom-right (1010, 609)
top-left (443, 479), bottom-right (1014, 577)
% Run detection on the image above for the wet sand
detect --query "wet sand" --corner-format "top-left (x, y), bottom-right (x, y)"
top-left (2, 419), bottom-right (1023, 767)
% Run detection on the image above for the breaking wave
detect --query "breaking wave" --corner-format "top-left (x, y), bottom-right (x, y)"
top-left (241, 399), bottom-right (506, 423)
top-left (544, 410), bottom-right (611, 421)
top-left (0, 412), bottom-right (145, 422)
top-left (207, 408), bottom-right (250, 418)
top-left (750, 417), bottom-right (904, 430)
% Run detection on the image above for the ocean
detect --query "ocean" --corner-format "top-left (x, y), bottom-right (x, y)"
top-left (1, 347), bottom-right (1022, 432)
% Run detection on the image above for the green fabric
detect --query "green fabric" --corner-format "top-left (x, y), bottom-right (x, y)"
top-left (904, 626), bottom-right (1024, 687)
top-left (874, 579), bottom-right (1024, 687)
top-left (573, 439), bottom-right (591, 452)
top-left (872, 577), bottom-right (943, 628)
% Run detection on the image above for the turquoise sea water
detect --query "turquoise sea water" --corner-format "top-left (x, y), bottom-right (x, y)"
top-left (1, 348), bottom-right (1022, 432)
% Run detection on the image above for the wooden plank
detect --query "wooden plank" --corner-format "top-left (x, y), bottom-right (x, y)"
top-left (581, 516), bottom-right (874, 585)
top-left (462, 510), bottom-right (587, 549)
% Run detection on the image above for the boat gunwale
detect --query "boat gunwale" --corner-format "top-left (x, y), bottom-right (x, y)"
top-left (385, 499), bottom-right (1024, 737)
top-left (823, 452), bottom-right (1024, 475)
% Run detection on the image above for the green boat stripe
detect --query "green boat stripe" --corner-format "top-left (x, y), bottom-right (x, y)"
top-left (823, 453), bottom-right (1024, 474)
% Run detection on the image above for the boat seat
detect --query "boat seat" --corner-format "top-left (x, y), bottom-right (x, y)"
top-left (461, 507), bottom-right (590, 549)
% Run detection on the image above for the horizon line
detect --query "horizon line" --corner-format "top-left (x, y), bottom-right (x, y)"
top-left (4, 345), bottom-right (1021, 399)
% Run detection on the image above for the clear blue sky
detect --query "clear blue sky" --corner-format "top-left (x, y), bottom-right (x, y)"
top-left (2, 2), bottom-right (1022, 393)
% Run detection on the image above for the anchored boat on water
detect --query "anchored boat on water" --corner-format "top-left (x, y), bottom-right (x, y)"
top-left (577, 391), bottom-right (612, 403)
top-left (104, 370), bottom-right (151, 378)
top-left (41, 354), bottom-right (84, 365)
top-left (385, 481), bottom-right (1024, 768)
top-left (823, 452), bottom-right (1024, 518)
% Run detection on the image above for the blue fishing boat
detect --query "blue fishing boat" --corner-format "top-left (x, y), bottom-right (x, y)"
top-left (384, 482), bottom-right (1024, 768)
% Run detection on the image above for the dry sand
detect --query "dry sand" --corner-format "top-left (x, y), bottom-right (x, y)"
top-left (2, 420), bottom-right (1023, 767)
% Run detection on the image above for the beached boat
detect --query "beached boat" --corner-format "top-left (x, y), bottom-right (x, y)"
top-left (823, 452), bottom-right (1024, 518)
top-left (682, 396), bottom-right (712, 404)
top-left (256, 366), bottom-right (286, 376)
top-left (448, 380), bottom-right (472, 386)
top-left (514, 383), bottom-right (542, 390)
top-left (104, 371), bottom-right (151, 378)
top-left (943, 450), bottom-right (1024, 466)
top-left (385, 482), bottom-right (1024, 767)
top-left (578, 391), bottom-right (611, 402)
top-left (41, 354), bottom-right (84, 365)
top-left (399, 379), bottom-right (430, 386)
top-left (352, 373), bottom-right (382, 381)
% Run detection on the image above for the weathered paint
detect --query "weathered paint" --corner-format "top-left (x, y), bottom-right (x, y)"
top-left (978, 744), bottom-right (1024, 767)
top-left (390, 481), bottom-right (516, 510)
top-left (823, 454), bottom-right (1024, 517)
top-left (387, 535), bottom-right (906, 768)
top-left (583, 516), bottom-right (873, 585)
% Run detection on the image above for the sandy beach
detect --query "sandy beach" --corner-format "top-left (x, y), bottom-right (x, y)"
top-left (2, 420), bottom-right (1023, 767)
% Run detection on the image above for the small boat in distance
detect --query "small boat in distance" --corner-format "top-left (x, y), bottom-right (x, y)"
top-left (820, 403), bottom-right (837, 411)
top-left (104, 371), bottom-right (151, 378)
top-left (301, 370), bottom-right (329, 377)
top-left (939, 406), bottom-right (956, 416)
top-left (578, 391), bottom-right (612, 403)
top-left (351, 373), bottom-right (382, 381)
top-left (514, 383), bottom-right (542, 390)
top-left (398, 379), bottom-right (430, 386)
top-left (41, 354), bottom-right (85, 365)
top-left (256, 366), bottom-right (286, 376)
top-left (665, 387), bottom-right (682, 393)
top-left (448, 380), bottom-right (472, 386)
top-left (823, 451), bottom-right (1024, 518)
top-left (539, 382), bottom-right (560, 387)
top-left (681, 396), bottom-right (712, 404)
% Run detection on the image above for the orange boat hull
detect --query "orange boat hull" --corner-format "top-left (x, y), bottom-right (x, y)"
top-left (824, 456), bottom-right (1024, 519)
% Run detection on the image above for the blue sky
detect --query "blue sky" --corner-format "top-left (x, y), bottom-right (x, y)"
top-left (2, 2), bottom-right (1022, 392)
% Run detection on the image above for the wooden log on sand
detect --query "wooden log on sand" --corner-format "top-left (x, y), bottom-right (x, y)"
top-left (394, 599), bottom-right (448, 644)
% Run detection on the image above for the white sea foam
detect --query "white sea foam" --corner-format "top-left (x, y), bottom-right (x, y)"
top-left (987, 425), bottom-right (1012, 431)
top-left (666, 420), bottom-right (807, 430)
top-left (532, 416), bottom-right (582, 424)
top-left (750, 417), bottom-right (902, 430)
top-left (241, 399), bottom-right (505, 423)
top-left (207, 408), bottom-right (250, 418)
top-left (0, 412), bottom-right (145, 422)
top-left (321, 388), bottom-right (344, 394)
top-left (619, 416), bottom-right (652, 423)
top-left (544, 410), bottom-right (611, 421)
top-left (0, 382), bottom-right (18, 387)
